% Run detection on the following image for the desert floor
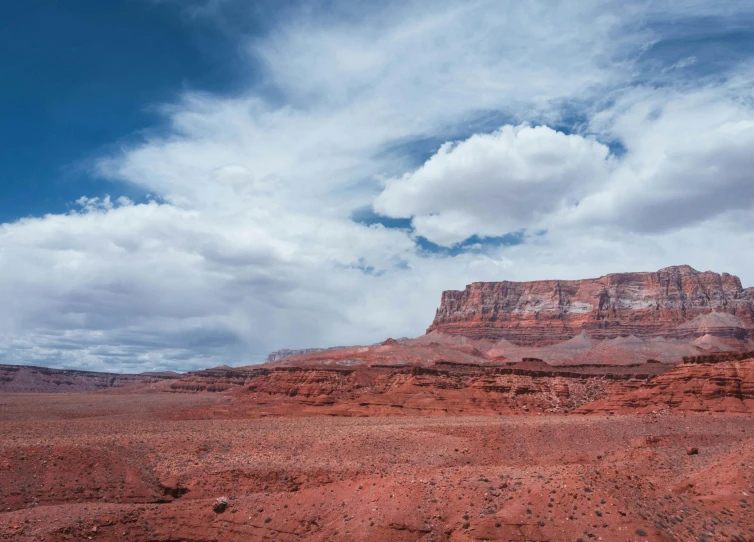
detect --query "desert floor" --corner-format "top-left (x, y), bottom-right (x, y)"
top-left (1, 391), bottom-right (752, 541)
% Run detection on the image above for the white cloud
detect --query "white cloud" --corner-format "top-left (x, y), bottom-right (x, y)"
top-left (569, 81), bottom-right (754, 232)
top-left (255, 0), bottom-right (645, 113)
top-left (2, 0), bottom-right (754, 372)
top-left (374, 125), bottom-right (612, 246)
top-left (0, 199), bottom-right (420, 371)
top-left (373, 76), bottom-right (754, 244)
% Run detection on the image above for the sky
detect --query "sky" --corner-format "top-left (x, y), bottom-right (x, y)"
top-left (2, 0), bottom-right (754, 373)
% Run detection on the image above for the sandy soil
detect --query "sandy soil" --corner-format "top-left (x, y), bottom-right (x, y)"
top-left (1, 391), bottom-right (752, 541)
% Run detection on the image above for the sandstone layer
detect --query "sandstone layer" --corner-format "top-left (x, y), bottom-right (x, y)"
top-left (580, 353), bottom-right (754, 414)
top-left (427, 265), bottom-right (754, 346)
top-left (165, 361), bottom-right (665, 417)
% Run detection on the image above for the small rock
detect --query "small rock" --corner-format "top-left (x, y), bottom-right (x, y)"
top-left (687, 447), bottom-right (699, 455)
top-left (213, 497), bottom-right (229, 514)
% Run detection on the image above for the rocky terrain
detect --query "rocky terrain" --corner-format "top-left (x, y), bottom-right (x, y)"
top-left (263, 327), bottom-right (744, 369)
top-left (2, 358), bottom-right (753, 541)
top-left (427, 265), bottom-right (754, 345)
top-left (1, 390), bottom-right (752, 541)
top-left (259, 267), bottom-right (754, 369)
top-left (581, 352), bottom-right (754, 415)
top-left (2, 266), bottom-right (754, 541)
top-left (162, 360), bottom-right (666, 417)
top-left (0, 364), bottom-right (180, 393)
top-left (157, 351), bottom-right (754, 417)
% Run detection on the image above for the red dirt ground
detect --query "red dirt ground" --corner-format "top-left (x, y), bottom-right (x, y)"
top-left (1, 389), bottom-right (753, 542)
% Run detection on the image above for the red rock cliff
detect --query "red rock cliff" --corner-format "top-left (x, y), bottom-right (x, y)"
top-left (427, 265), bottom-right (754, 346)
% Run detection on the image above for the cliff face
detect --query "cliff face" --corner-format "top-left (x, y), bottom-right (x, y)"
top-left (579, 355), bottom-right (754, 414)
top-left (427, 265), bottom-right (754, 346)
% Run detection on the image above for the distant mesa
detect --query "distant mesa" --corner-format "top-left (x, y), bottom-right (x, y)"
top-left (426, 265), bottom-right (754, 346)
top-left (265, 348), bottom-right (329, 363)
top-left (4, 267), bottom-right (754, 419)
top-left (6, 266), bottom-right (753, 398)
top-left (0, 364), bottom-right (180, 393)
top-left (263, 266), bottom-right (754, 370)
top-left (265, 344), bottom-right (371, 363)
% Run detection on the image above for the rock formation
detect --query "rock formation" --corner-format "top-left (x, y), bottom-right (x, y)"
top-left (427, 265), bottom-right (754, 346)
top-left (265, 348), bottom-right (329, 363)
top-left (0, 364), bottom-right (180, 393)
top-left (162, 362), bottom-right (668, 417)
top-left (265, 342), bottom-right (400, 363)
top-left (5, 268), bottom-right (754, 542)
top-left (579, 353), bottom-right (754, 413)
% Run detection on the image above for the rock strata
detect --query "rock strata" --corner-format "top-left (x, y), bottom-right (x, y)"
top-left (427, 265), bottom-right (754, 346)
top-left (162, 362), bottom-right (667, 417)
top-left (579, 355), bottom-right (754, 413)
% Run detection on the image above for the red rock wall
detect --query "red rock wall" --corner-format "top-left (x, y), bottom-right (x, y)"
top-left (427, 265), bottom-right (754, 345)
top-left (578, 357), bottom-right (754, 413)
top-left (239, 366), bottom-right (635, 415)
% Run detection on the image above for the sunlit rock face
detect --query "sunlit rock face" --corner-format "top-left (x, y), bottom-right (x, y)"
top-left (427, 265), bottom-right (754, 346)
top-left (579, 353), bottom-right (754, 414)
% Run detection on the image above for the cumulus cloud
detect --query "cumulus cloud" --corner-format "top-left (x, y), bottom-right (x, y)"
top-left (2, 0), bottom-right (754, 372)
top-left (374, 76), bottom-right (754, 244)
top-left (374, 125), bottom-right (612, 246)
top-left (0, 197), bottom-right (425, 371)
top-left (570, 81), bottom-right (754, 232)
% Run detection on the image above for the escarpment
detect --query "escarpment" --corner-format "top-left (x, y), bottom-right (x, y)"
top-left (579, 354), bottom-right (754, 413)
top-left (427, 265), bottom-right (754, 346)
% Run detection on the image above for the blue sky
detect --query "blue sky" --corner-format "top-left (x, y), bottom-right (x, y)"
top-left (0, 0), bottom-right (244, 221)
top-left (2, 0), bottom-right (754, 372)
